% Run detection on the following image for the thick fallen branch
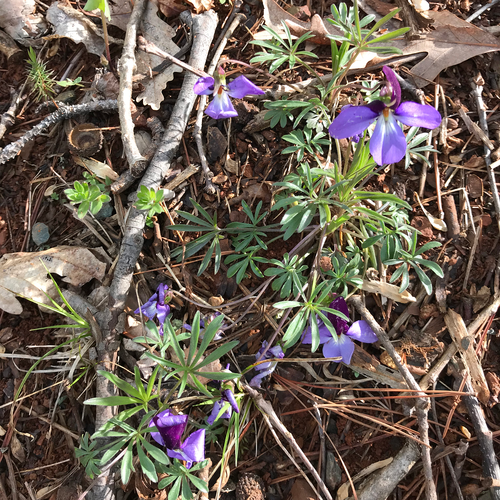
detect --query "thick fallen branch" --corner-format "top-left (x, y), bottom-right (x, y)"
top-left (349, 295), bottom-right (437, 500)
top-left (0, 100), bottom-right (118, 165)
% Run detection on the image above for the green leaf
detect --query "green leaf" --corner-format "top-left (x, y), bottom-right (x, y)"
top-left (98, 370), bottom-right (143, 399)
top-left (188, 474), bottom-right (208, 493)
top-left (120, 441), bottom-right (134, 486)
top-left (137, 442), bottom-right (158, 483)
top-left (84, 396), bottom-right (141, 406)
top-left (142, 439), bottom-right (170, 465)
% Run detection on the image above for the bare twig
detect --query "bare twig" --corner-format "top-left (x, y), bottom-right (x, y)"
top-left (471, 76), bottom-right (500, 235)
top-left (244, 384), bottom-right (333, 500)
top-left (0, 100), bottom-right (118, 165)
top-left (118, 0), bottom-right (148, 174)
top-left (349, 295), bottom-right (438, 500)
top-left (193, 13), bottom-right (246, 193)
top-left (466, 0), bottom-right (500, 22)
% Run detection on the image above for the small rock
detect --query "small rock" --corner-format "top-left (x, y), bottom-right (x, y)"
top-left (32, 223), bottom-right (50, 245)
top-left (325, 451), bottom-right (342, 490)
top-left (95, 203), bottom-right (114, 219)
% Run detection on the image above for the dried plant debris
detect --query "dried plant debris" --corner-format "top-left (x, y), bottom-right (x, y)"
top-left (0, 246), bottom-right (106, 315)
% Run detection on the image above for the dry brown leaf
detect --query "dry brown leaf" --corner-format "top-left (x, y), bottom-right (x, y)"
top-left (155, 0), bottom-right (188, 18)
top-left (395, 10), bottom-right (500, 87)
top-left (0, 0), bottom-right (47, 45)
top-left (135, 1), bottom-right (182, 110)
top-left (185, 0), bottom-right (214, 14)
top-left (0, 246), bottom-right (107, 315)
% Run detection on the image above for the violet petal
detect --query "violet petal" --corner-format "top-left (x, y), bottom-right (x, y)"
top-left (152, 410), bottom-right (187, 450)
top-left (181, 429), bottom-right (206, 465)
top-left (207, 400), bottom-right (224, 425)
top-left (193, 76), bottom-right (215, 95)
top-left (394, 102), bottom-right (442, 130)
top-left (329, 105), bottom-right (379, 140)
top-left (136, 300), bottom-right (158, 320)
top-left (227, 76), bottom-right (265, 98)
top-left (370, 112), bottom-right (407, 165)
top-left (205, 92), bottom-right (238, 120)
top-left (249, 371), bottom-right (267, 388)
top-left (338, 334), bottom-right (356, 364)
top-left (327, 297), bottom-right (350, 335)
top-left (301, 321), bottom-right (331, 345)
top-left (224, 389), bottom-right (240, 414)
top-left (382, 66), bottom-right (401, 109)
top-left (346, 320), bottom-right (378, 343)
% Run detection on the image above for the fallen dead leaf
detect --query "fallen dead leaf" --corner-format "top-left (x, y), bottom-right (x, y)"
top-left (0, 246), bottom-right (107, 315)
top-left (360, 280), bottom-right (416, 303)
top-left (73, 156), bottom-right (119, 181)
top-left (395, 10), bottom-right (500, 87)
top-left (0, 0), bottom-right (47, 45)
top-left (185, 0), bottom-right (214, 14)
top-left (135, 1), bottom-right (182, 110)
top-left (260, 0), bottom-right (342, 45)
top-left (45, 2), bottom-right (122, 56)
top-left (154, 0), bottom-right (188, 18)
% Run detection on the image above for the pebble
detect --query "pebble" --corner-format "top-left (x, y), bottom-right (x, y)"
top-left (32, 223), bottom-right (50, 245)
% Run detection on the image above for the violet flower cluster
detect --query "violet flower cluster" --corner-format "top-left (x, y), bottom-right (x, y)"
top-left (329, 66), bottom-right (441, 166)
top-left (193, 67), bottom-right (265, 120)
top-left (302, 296), bottom-right (378, 364)
top-left (249, 341), bottom-right (284, 388)
top-left (149, 409), bottom-right (205, 469)
top-left (134, 283), bottom-right (170, 335)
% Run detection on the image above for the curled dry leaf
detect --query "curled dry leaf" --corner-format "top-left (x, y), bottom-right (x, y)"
top-left (0, 0), bottom-right (47, 45)
top-left (415, 193), bottom-right (447, 232)
top-left (45, 2), bottom-right (122, 57)
top-left (73, 156), bottom-right (119, 181)
top-left (360, 280), bottom-right (416, 303)
top-left (0, 246), bottom-right (107, 315)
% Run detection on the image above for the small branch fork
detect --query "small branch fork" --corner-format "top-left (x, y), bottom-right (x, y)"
top-left (349, 295), bottom-right (438, 500)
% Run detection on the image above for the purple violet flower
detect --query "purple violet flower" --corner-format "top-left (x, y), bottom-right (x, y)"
top-left (249, 341), bottom-right (284, 388)
top-left (207, 389), bottom-right (239, 425)
top-left (302, 296), bottom-right (378, 364)
top-left (134, 284), bottom-right (170, 335)
top-left (149, 409), bottom-right (205, 468)
top-left (184, 312), bottom-right (224, 341)
top-left (206, 364), bottom-right (239, 425)
top-left (328, 66), bottom-right (441, 166)
top-left (193, 67), bottom-right (265, 120)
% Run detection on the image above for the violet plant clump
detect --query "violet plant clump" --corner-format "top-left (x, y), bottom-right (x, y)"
top-left (134, 283), bottom-right (170, 335)
top-left (149, 409), bottom-right (205, 468)
top-left (302, 296), bottom-right (378, 364)
top-left (193, 67), bottom-right (265, 120)
top-left (249, 341), bottom-right (285, 388)
top-left (329, 66), bottom-right (442, 166)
